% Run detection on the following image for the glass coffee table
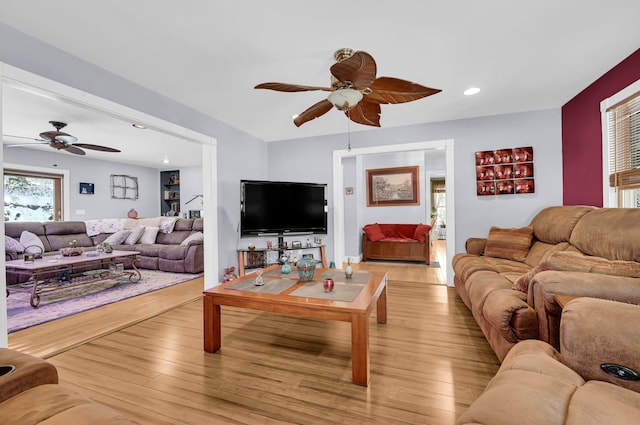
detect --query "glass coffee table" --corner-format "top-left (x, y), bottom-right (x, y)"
top-left (6, 250), bottom-right (141, 308)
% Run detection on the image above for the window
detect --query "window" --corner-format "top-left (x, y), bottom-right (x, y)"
top-left (4, 169), bottom-right (64, 221)
top-left (607, 90), bottom-right (640, 206)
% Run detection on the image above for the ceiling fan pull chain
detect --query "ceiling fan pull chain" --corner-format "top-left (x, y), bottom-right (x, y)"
top-left (347, 109), bottom-right (352, 151)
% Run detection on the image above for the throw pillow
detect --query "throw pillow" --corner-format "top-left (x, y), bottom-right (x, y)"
top-left (363, 223), bottom-right (385, 242)
top-left (484, 226), bottom-right (533, 263)
top-left (103, 229), bottom-right (131, 245)
top-left (20, 230), bottom-right (45, 255)
top-left (180, 231), bottom-right (204, 246)
top-left (412, 224), bottom-right (432, 243)
top-left (5, 235), bottom-right (25, 253)
top-left (139, 226), bottom-right (160, 244)
top-left (124, 226), bottom-right (145, 245)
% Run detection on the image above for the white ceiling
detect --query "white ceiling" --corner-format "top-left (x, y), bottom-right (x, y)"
top-left (1, 1), bottom-right (640, 167)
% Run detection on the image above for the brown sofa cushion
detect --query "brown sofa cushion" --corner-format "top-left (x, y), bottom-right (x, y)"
top-left (529, 205), bottom-right (595, 244)
top-left (513, 251), bottom-right (640, 293)
top-left (484, 226), bottom-right (533, 262)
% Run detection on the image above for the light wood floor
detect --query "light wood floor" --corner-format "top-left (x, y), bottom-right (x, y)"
top-left (10, 241), bottom-right (501, 424)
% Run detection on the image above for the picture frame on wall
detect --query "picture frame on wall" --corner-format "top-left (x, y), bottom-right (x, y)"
top-left (79, 182), bottom-right (94, 195)
top-left (475, 146), bottom-right (535, 196)
top-left (366, 165), bottom-right (420, 207)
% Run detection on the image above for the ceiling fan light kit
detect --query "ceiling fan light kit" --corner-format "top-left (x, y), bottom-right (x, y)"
top-left (327, 88), bottom-right (363, 110)
top-left (255, 48), bottom-right (441, 128)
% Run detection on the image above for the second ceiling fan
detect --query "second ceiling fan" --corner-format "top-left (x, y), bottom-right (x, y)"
top-left (5, 121), bottom-right (121, 156)
top-left (255, 48), bottom-right (442, 127)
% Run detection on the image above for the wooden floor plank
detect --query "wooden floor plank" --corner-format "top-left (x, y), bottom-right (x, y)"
top-left (40, 263), bottom-right (498, 424)
top-left (9, 243), bottom-right (500, 424)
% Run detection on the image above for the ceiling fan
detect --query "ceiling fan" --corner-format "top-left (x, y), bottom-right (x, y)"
top-left (255, 48), bottom-right (442, 127)
top-left (3, 121), bottom-right (121, 156)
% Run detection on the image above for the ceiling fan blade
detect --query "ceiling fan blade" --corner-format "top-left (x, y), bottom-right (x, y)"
top-left (366, 77), bottom-right (442, 104)
top-left (63, 145), bottom-right (86, 155)
top-left (346, 102), bottom-right (381, 127)
top-left (73, 143), bottom-right (121, 153)
top-left (2, 135), bottom-right (46, 142)
top-left (4, 143), bottom-right (49, 148)
top-left (255, 82), bottom-right (333, 92)
top-left (330, 51), bottom-right (377, 90)
top-left (293, 99), bottom-right (334, 127)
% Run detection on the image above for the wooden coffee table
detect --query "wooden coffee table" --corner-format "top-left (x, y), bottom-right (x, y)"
top-left (202, 265), bottom-right (388, 386)
top-left (6, 250), bottom-right (141, 307)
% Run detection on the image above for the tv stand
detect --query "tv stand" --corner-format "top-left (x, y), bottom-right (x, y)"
top-left (236, 243), bottom-right (327, 276)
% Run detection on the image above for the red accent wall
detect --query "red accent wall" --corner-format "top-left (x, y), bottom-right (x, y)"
top-left (562, 48), bottom-right (640, 206)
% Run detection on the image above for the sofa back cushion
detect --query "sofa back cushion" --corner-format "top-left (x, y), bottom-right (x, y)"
top-left (6, 222), bottom-right (51, 252)
top-left (173, 218), bottom-right (194, 232)
top-left (156, 230), bottom-right (192, 245)
top-left (44, 221), bottom-right (93, 250)
top-left (379, 224), bottom-right (418, 240)
top-left (530, 205), bottom-right (595, 244)
top-left (570, 208), bottom-right (640, 261)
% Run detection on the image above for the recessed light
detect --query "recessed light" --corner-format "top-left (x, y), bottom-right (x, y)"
top-left (161, 158), bottom-right (171, 164)
top-left (132, 123), bottom-right (146, 129)
top-left (463, 87), bottom-right (481, 96)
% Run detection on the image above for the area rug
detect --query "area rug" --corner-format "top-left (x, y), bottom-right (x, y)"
top-left (7, 270), bottom-right (202, 333)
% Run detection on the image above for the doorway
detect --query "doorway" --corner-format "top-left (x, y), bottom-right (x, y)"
top-left (332, 139), bottom-right (455, 286)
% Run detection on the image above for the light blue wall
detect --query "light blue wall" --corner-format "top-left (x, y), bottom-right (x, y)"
top-left (0, 23), bottom-right (267, 278)
top-left (4, 147), bottom-right (159, 220)
top-left (0, 22), bottom-right (564, 274)
top-left (268, 108), bottom-right (563, 261)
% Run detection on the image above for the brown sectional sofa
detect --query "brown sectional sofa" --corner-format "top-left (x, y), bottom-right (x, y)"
top-left (453, 206), bottom-right (640, 361)
top-left (456, 298), bottom-right (640, 425)
top-left (5, 218), bottom-right (204, 285)
top-left (0, 348), bottom-right (140, 424)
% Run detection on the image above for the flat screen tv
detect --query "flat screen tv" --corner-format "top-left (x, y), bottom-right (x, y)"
top-left (240, 180), bottom-right (328, 236)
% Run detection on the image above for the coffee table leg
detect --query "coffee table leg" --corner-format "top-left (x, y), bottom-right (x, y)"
top-left (203, 296), bottom-right (221, 353)
top-left (30, 275), bottom-right (41, 308)
top-left (351, 314), bottom-right (370, 386)
top-left (377, 282), bottom-right (387, 324)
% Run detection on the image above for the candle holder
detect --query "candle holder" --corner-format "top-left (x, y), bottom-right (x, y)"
top-left (323, 277), bottom-right (334, 293)
top-left (254, 268), bottom-right (264, 286)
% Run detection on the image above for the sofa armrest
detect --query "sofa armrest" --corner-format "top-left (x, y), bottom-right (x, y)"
top-left (5, 250), bottom-right (19, 261)
top-left (560, 298), bottom-right (640, 392)
top-left (465, 237), bottom-right (486, 255)
top-left (0, 348), bottom-right (58, 403)
top-left (529, 270), bottom-right (640, 348)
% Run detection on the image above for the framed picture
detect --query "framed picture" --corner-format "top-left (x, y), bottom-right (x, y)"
top-left (79, 182), bottom-right (94, 194)
top-left (366, 166), bottom-right (420, 207)
top-left (474, 146), bottom-right (535, 196)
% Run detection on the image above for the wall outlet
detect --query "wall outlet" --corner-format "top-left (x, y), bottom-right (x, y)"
top-left (75, 209), bottom-right (86, 215)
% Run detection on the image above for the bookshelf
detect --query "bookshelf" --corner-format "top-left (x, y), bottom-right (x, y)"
top-left (160, 170), bottom-right (180, 216)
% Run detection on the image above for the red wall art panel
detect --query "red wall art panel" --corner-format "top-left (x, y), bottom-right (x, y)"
top-left (475, 147), bottom-right (534, 196)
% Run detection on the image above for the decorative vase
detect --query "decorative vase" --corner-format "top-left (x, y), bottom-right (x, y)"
top-left (296, 257), bottom-right (315, 281)
top-left (281, 262), bottom-right (291, 274)
top-left (345, 258), bottom-right (353, 279)
top-left (128, 208), bottom-right (138, 219)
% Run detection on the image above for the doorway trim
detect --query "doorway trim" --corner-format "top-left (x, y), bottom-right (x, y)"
top-left (0, 62), bottom-right (219, 346)
top-left (332, 139), bottom-right (455, 286)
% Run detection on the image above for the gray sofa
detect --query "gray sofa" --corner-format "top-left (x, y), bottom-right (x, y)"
top-left (5, 218), bottom-right (204, 284)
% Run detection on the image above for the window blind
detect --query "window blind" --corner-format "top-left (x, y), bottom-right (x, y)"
top-left (608, 92), bottom-right (640, 187)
